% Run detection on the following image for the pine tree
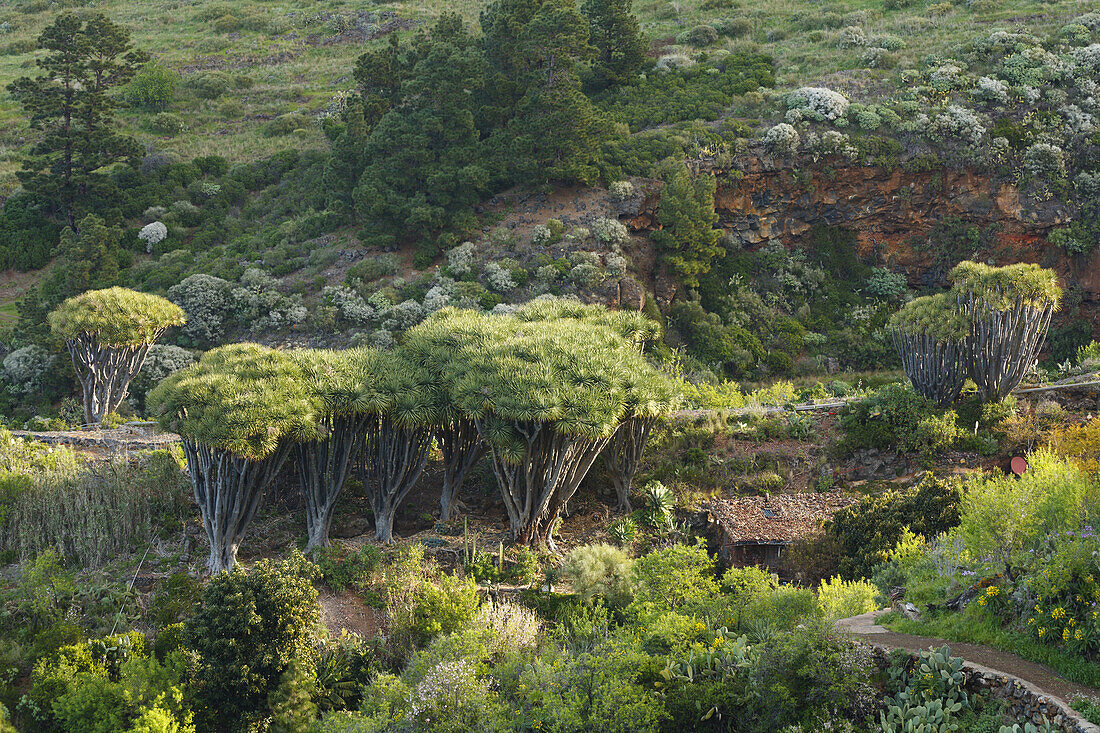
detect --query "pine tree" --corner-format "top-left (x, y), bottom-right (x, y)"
top-left (650, 166), bottom-right (722, 292)
top-left (7, 13), bottom-right (147, 228)
top-left (481, 0), bottom-right (607, 185)
top-left (352, 14), bottom-right (490, 255)
top-left (582, 0), bottom-right (646, 91)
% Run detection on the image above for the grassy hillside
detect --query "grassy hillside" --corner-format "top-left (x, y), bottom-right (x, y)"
top-left (0, 0), bottom-right (1087, 193)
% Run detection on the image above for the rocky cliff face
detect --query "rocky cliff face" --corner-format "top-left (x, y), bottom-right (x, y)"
top-left (627, 151), bottom-right (1100, 314)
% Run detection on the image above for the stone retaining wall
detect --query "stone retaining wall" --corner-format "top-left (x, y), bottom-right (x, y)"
top-left (869, 646), bottom-right (1100, 733)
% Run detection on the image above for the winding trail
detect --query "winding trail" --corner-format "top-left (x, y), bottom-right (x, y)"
top-left (839, 611), bottom-right (1100, 729)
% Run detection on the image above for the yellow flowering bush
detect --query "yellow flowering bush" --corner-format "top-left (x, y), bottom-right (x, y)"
top-left (1026, 534), bottom-right (1100, 656)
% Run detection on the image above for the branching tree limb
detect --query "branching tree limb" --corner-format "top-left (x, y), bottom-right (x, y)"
top-left (183, 439), bottom-right (291, 572)
top-left (437, 417), bottom-right (485, 521)
top-left (600, 416), bottom-right (656, 510)
top-left (294, 414), bottom-right (366, 552)
top-left (358, 415), bottom-right (433, 543)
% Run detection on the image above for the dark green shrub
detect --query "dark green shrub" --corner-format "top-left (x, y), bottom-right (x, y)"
top-left (715, 17), bottom-right (752, 37)
top-left (751, 619), bottom-right (875, 729)
top-left (828, 472), bottom-right (962, 580)
top-left (839, 382), bottom-right (959, 456)
top-left (184, 71), bottom-right (232, 100)
top-left (185, 552), bottom-right (319, 732)
top-left (677, 25), bottom-right (719, 46)
top-left (316, 545), bottom-right (381, 592)
top-left (263, 113), bottom-right (313, 138)
top-left (147, 573), bottom-right (202, 627)
top-left (149, 113), bottom-right (185, 135)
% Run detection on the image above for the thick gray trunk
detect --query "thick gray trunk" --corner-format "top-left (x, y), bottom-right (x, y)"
top-left (295, 414), bottom-right (366, 553)
top-left (600, 417), bottom-right (656, 511)
top-left (182, 439), bottom-right (291, 573)
top-left (479, 418), bottom-right (611, 551)
top-left (358, 415), bottom-right (432, 544)
top-left (890, 329), bottom-right (968, 406)
top-left (437, 418), bottom-right (485, 521)
top-left (65, 332), bottom-right (161, 425)
top-left (961, 292), bottom-right (1053, 403)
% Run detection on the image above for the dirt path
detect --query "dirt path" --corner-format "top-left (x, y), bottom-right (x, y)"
top-left (839, 612), bottom-right (1100, 713)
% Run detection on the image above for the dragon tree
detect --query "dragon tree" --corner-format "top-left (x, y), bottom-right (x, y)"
top-left (427, 305), bottom-right (676, 549)
top-left (48, 287), bottom-right (185, 425)
top-left (148, 344), bottom-right (318, 572)
top-left (888, 293), bottom-right (970, 406)
top-left (355, 349), bottom-right (436, 543)
top-left (402, 319), bottom-right (486, 522)
top-left (951, 261), bottom-right (1062, 402)
top-left (289, 348), bottom-right (380, 551)
top-left (513, 298), bottom-right (670, 510)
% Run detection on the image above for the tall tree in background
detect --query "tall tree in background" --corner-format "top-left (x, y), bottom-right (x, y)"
top-left (352, 14), bottom-right (490, 256)
top-left (48, 287), bottom-right (185, 424)
top-left (7, 13), bottom-right (146, 229)
top-left (651, 166), bottom-right (721, 296)
top-left (482, 0), bottom-right (607, 184)
top-left (582, 0), bottom-right (646, 92)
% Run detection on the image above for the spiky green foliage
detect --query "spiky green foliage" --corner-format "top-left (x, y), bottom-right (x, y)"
top-left (889, 294), bottom-right (969, 406)
top-left (889, 262), bottom-right (1064, 405)
top-left (512, 298), bottom-right (663, 351)
top-left (48, 287), bottom-right (186, 424)
top-left (888, 293), bottom-right (970, 342)
top-left (949, 261), bottom-right (1063, 311)
top-left (148, 344), bottom-right (319, 571)
top-left (407, 305), bottom-right (676, 547)
top-left (148, 344), bottom-right (317, 461)
top-left (402, 317), bottom-right (487, 522)
top-left (49, 287), bottom-right (185, 347)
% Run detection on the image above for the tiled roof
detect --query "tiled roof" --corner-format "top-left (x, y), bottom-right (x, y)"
top-left (710, 493), bottom-right (857, 544)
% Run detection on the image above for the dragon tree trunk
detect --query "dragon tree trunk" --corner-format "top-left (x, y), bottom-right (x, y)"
top-left (480, 418), bottom-right (612, 551)
top-left (600, 416), bottom-right (657, 511)
top-left (358, 415), bottom-right (432, 543)
top-left (295, 414), bottom-right (366, 552)
top-left (182, 438), bottom-right (291, 573)
top-left (437, 418), bottom-right (485, 521)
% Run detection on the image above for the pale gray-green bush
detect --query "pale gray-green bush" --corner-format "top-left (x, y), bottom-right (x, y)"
top-left (561, 543), bottom-right (634, 606)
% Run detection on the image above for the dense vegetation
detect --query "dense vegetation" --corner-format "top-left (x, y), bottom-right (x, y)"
top-left (0, 0), bottom-right (1097, 730)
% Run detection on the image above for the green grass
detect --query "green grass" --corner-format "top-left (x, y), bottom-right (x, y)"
top-left (0, 0), bottom-right (1088, 187)
top-left (882, 607), bottom-right (1100, 690)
